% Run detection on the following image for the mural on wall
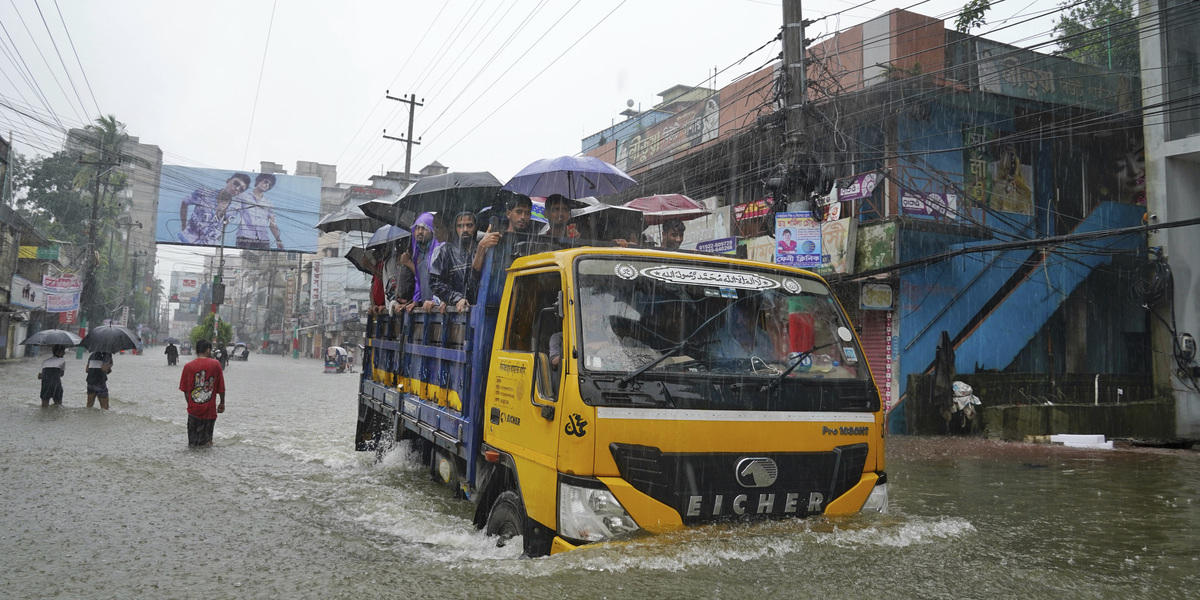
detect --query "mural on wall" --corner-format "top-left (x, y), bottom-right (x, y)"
top-left (963, 125), bottom-right (1035, 215)
top-left (1094, 134), bottom-right (1145, 206)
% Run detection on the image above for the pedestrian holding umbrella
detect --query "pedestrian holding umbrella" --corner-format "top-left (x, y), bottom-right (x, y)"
top-left (36, 344), bottom-right (69, 406)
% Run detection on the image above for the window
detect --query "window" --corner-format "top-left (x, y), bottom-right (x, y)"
top-left (503, 272), bottom-right (562, 353)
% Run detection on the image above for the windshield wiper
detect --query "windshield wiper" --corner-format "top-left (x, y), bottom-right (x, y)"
top-left (617, 294), bottom-right (757, 387)
top-left (755, 341), bottom-right (839, 393)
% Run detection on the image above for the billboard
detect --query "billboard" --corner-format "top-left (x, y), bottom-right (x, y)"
top-left (170, 271), bottom-right (204, 303)
top-left (10, 275), bottom-right (43, 309)
top-left (154, 165), bottom-right (322, 252)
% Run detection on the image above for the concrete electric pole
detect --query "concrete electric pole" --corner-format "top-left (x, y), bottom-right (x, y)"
top-left (383, 92), bottom-right (423, 177)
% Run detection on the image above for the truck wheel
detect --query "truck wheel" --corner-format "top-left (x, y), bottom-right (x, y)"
top-left (485, 491), bottom-right (525, 548)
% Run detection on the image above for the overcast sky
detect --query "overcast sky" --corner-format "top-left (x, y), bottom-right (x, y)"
top-left (0, 0), bottom-right (1063, 282)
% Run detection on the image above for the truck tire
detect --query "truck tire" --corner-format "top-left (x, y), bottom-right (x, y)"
top-left (485, 491), bottom-right (525, 548)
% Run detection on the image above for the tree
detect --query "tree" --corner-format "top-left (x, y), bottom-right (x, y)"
top-left (74, 115), bottom-right (130, 325)
top-left (190, 313), bottom-right (233, 347)
top-left (1053, 0), bottom-right (1139, 72)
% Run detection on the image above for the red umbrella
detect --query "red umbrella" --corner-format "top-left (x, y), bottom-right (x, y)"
top-left (623, 194), bottom-right (709, 226)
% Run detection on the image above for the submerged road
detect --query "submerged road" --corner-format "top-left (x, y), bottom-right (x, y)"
top-left (1, 350), bottom-right (1198, 599)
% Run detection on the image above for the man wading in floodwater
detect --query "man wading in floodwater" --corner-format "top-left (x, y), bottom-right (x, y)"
top-left (180, 339), bottom-right (226, 447)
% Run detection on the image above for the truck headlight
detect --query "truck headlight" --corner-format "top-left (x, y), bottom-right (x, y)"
top-left (860, 482), bottom-right (889, 514)
top-left (558, 479), bottom-right (640, 542)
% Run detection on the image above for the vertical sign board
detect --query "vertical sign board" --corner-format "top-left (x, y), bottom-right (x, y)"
top-left (310, 259), bottom-right (322, 311)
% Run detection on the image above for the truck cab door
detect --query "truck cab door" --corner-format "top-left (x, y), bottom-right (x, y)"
top-left (485, 271), bottom-right (564, 524)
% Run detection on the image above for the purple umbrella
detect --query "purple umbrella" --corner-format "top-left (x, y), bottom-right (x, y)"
top-left (502, 156), bottom-right (637, 199)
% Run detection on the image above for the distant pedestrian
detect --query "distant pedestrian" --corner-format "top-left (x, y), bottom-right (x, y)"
top-left (165, 343), bottom-right (179, 366)
top-left (38, 345), bottom-right (67, 406)
top-left (180, 339), bottom-right (226, 447)
top-left (86, 350), bottom-right (113, 410)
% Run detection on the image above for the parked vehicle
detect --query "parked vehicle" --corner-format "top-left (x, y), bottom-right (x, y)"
top-left (180, 341), bottom-right (192, 355)
top-left (355, 239), bottom-right (887, 557)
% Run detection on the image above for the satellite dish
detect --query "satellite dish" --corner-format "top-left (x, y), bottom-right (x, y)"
top-left (626, 99), bottom-right (635, 108)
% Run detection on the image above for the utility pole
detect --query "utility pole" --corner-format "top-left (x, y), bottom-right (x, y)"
top-left (782, 0), bottom-right (808, 149)
top-left (383, 91), bottom-right (423, 177)
top-left (79, 158), bottom-right (120, 357)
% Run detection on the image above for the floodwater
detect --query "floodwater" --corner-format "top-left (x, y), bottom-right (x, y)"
top-left (1, 351), bottom-right (1198, 599)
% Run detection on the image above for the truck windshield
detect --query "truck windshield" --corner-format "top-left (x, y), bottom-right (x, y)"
top-left (575, 257), bottom-right (869, 383)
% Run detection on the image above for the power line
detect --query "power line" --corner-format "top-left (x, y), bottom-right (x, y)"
top-left (240, 0), bottom-right (279, 171)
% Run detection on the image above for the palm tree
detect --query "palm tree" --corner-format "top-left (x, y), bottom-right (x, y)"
top-left (77, 115), bottom-right (131, 324)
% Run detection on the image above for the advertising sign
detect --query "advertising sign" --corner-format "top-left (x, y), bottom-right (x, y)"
top-left (963, 125), bottom-right (1033, 215)
top-left (170, 271), bottom-right (204, 303)
top-left (45, 292), bottom-right (80, 313)
top-left (975, 39), bottom-right (1139, 114)
top-left (310, 259), bottom-right (322, 310)
top-left (900, 189), bottom-right (958, 219)
top-left (818, 218), bottom-right (857, 275)
top-left (861, 283), bottom-right (894, 310)
top-left (774, 212), bottom-right (821, 269)
top-left (616, 94), bottom-right (720, 171)
top-left (10, 275), bottom-right (43, 309)
top-left (154, 165), bottom-right (322, 252)
top-left (695, 236), bottom-right (739, 254)
top-left (42, 273), bottom-right (81, 293)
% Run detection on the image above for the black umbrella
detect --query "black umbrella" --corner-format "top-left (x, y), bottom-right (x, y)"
top-left (345, 246), bottom-right (378, 275)
top-left (315, 205), bottom-right (384, 234)
top-left (570, 201), bottom-right (646, 243)
top-left (81, 325), bottom-right (140, 353)
top-left (396, 171), bottom-right (504, 216)
top-left (20, 329), bottom-right (82, 347)
top-left (163, 337), bottom-right (181, 345)
top-left (365, 224), bottom-right (411, 250)
top-left (359, 194), bottom-right (408, 227)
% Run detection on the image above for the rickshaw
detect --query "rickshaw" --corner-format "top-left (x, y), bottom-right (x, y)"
top-left (232, 342), bottom-right (249, 361)
top-left (324, 346), bottom-right (348, 373)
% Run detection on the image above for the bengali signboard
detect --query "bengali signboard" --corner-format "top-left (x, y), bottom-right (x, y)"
top-left (616, 94), bottom-right (720, 171)
top-left (310, 259), bottom-right (322, 310)
top-left (41, 273), bottom-right (80, 313)
top-left (45, 291), bottom-right (80, 313)
top-left (900, 189), bottom-right (959, 219)
top-left (818, 218), bottom-right (857, 275)
top-left (774, 212), bottom-right (821, 269)
top-left (154, 165), bottom-right (322, 252)
top-left (962, 125), bottom-right (1034, 215)
top-left (975, 39), bottom-right (1139, 115)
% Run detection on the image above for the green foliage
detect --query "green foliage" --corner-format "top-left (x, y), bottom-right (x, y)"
top-left (190, 312), bottom-right (233, 347)
top-left (1053, 0), bottom-right (1139, 71)
top-left (956, 0), bottom-right (992, 33)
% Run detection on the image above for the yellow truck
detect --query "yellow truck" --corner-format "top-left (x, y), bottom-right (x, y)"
top-left (355, 239), bottom-right (887, 556)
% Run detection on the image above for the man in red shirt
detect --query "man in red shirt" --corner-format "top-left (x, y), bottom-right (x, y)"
top-left (180, 339), bottom-right (226, 446)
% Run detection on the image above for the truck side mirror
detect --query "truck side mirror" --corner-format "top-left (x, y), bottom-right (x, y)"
top-left (555, 290), bottom-right (564, 319)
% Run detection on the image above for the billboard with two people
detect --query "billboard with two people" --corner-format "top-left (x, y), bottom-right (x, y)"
top-left (154, 166), bottom-right (322, 252)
